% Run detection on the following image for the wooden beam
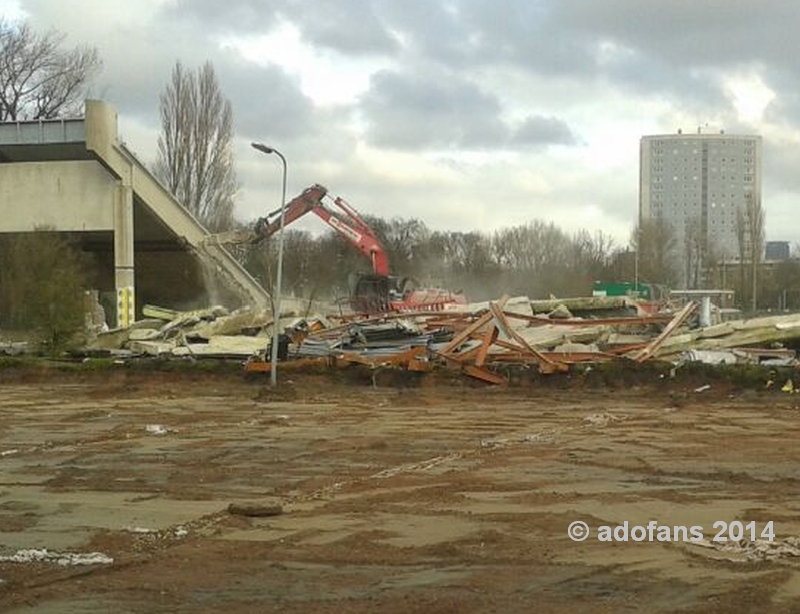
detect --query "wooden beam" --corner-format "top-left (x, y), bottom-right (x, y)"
top-left (632, 301), bottom-right (697, 362)
top-left (436, 311), bottom-right (492, 356)
top-left (461, 364), bottom-right (507, 385)
top-left (437, 295), bottom-right (509, 357)
top-left (488, 300), bottom-right (562, 369)
top-left (475, 325), bottom-right (499, 367)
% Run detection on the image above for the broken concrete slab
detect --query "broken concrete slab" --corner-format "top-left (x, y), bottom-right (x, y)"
top-left (548, 304), bottom-right (573, 319)
top-left (657, 312), bottom-right (800, 357)
top-left (184, 308), bottom-right (273, 339)
top-left (128, 328), bottom-right (164, 341)
top-left (172, 335), bottom-right (269, 358)
top-left (142, 304), bottom-right (229, 322)
top-left (462, 296), bottom-right (533, 318)
top-left (85, 319), bottom-right (165, 351)
top-left (530, 296), bottom-right (642, 316)
top-left (126, 339), bottom-right (177, 356)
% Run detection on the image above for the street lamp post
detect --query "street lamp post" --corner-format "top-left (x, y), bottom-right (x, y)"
top-left (251, 142), bottom-right (287, 387)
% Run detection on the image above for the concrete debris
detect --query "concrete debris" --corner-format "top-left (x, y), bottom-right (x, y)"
top-left (692, 537), bottom-right (800, 563)
top-left (0, 341), bottom-right (27, 356)
top-left (184, 309), bottom-right (278, 339)
top-left (145, 424), bottom-right (169, 435)
top-left (370, 453), bottom-right (463, 478)
top-left (529, 295), bottom-right (644, 318)
top-left (583, 412), bottom-right (624, 428)
top-left (85, 318), bottom-right (163, 352)
top-left (683, 350), bottom-right (739, 365)
top-left (142, 304), bottom-right (229, 322)
top-left (128, 328), bottom-right (164, 341)
top-left (548, 304), bottom-right (573, 319)
top-left (83, 289), bottom-right (108, 337)
top-left (77, 294), bottom-right (800, 385)
top-left (172, 335), bottom-right (269, 357)
top-left (86, 304), bottom-right (311, 359)
top-left (125, 526), bottom-right (156, 534)
top-left (552, 341), bottom-right (600, 353)
top-left (462, 295), bottom-right (533, 317)
top-left (480, 430), bottom-right (556, 448)
top-left (0, 548), bottom-right (113, 566)
top-left (656, 311), bottom-right (800, 357)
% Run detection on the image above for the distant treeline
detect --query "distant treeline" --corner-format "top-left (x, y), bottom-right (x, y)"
top-left (238, 214), bottom-right (800, 311)
top-left (238, 215), bottom-right (634, 304)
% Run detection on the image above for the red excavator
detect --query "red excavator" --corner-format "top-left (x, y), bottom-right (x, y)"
top-left (224, 184), bottom-right (466, 313)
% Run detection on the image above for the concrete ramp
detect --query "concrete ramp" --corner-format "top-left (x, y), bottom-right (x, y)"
top-left (0, 100), bottom-right (269, 326)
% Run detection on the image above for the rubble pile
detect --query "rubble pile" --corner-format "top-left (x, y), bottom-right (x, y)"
top-left (80, 294), bottom-right (800, 384)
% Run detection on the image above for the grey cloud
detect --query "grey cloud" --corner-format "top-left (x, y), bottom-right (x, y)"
top-left (550, 0), bottom-right (798, 68)
top-left (288, 0), bottom-right (397, 55)
top-left (371, 0), bottom-right (791, 112)
top-left (111, 56), bottom-right (315, 144)
top-left (359, 69), bottom-right (579, 152)
top-left (14, 0), bottom-right (800, 246)
top-left (18, 0), bottom-right (315, 139)
top-left (373, 1), bottom-right (477, 65)
top-left (763, 138), bottom-right (800, 194)
top-left (542, 0), bottom-right (800, 110)
top-left (213, 53), bottom-right (316, 140)
top-left (359, 69), bottom-right (508, 149)
top-left (512, 115), bottom-right (577, 147)
top-left (159, 0), bottom-right (280, 35)
top-left (162, 0), bottom-right (396, 55)
top-left (455, 0), bottom-right (597, 74)
top-left (602, 54), bottom-right (729, 112)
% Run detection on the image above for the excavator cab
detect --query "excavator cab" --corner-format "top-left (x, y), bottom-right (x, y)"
top-left (348, 273), bottom-right (392, 313)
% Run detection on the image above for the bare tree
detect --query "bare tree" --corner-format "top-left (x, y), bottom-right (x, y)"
top-left (734, 196), bottom-right (765, 311)
top-left (683, 216), bottom-right (705, 289)
top-left (0, 19), bottom-right (101, 121)
top-left (735, 204), bottom-right (747, 307)
top-left (154, 61), bottom-right (237, 232)
top-left (632, 218), bottom-right (678, 287)
top-left (746, 192), bottom-right (765, 311)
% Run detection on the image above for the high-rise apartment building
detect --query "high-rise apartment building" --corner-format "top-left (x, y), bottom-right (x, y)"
top-left (639, 129), bottom-right (762, 287)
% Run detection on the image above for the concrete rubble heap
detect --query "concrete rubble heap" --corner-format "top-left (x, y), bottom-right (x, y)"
top-left (77, 294), bottom-right (800, 384)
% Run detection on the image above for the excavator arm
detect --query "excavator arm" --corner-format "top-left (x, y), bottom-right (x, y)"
top-left (203, 182), bottom-right (465, 313)
top-left (252, 184), bottom-right (391, 277)
top-left (201, 185), bottom-right (330, 247)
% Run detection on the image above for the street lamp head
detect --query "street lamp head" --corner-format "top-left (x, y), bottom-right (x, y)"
top-left (251, 142), bottom-right (274, 155)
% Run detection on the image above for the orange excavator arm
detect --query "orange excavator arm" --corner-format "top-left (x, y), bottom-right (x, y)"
top-left (253, 184), bottom-right (391, 277)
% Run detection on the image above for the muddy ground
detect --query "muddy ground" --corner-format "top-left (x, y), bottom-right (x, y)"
top-left (2, 365), bottom-right (800, 613)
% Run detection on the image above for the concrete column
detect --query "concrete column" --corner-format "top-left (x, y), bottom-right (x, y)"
top-left (699, 295), bottom-right (712, 328)
top-left (114, 183), bottom-right (135, 327)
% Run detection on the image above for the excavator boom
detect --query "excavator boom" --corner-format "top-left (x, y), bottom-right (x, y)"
top-left (205, 183), bottom-right (466, 313)
top-left (252, 184), bottom-right (391, 277)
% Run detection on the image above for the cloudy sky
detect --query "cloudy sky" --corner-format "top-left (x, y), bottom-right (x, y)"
top-left (1, 0), bottom-right (796, 247)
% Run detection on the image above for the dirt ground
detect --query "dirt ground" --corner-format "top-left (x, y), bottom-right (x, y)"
top-left (3, 367), bottom-right (800, 613)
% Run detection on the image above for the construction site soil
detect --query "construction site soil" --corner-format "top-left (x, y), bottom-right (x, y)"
top-left (3, 363), bottom-right (800, 613)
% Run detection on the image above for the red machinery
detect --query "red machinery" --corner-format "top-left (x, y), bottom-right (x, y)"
top-left (252, 184), bottom-right (466, 313)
